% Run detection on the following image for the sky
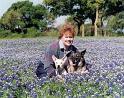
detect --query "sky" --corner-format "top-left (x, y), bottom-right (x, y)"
top-left (0, 0), bottom-right (66, 26)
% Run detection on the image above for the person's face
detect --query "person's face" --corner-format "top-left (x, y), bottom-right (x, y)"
top-left (61, 31), bottom-right (74, 48)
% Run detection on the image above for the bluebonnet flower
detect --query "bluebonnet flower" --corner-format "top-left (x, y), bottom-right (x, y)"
top-left (0, 37), bottom-right (124, 97)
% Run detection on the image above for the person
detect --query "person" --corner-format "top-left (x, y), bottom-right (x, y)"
top-left (36, 22), bottom-right (78, 78)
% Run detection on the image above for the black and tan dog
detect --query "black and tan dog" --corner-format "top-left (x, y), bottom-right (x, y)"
top-left (67, 49), bottom-right (89, 74)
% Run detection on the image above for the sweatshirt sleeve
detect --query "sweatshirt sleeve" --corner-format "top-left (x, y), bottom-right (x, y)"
top-left (43, 44), bottom-right (54, 68)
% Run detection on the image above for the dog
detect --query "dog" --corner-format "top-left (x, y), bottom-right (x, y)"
top-left (52, 55), bottom-right (68, 76)
top-left (67, 49), bottom-right (89, 74)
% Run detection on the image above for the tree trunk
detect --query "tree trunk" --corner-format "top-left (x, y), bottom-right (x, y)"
top-left (104, 30), bottom-right (106, 36)
top-left (94, 7), bottom-right (99, 37)
top-left (91, 18), bottom-right (95, 36)
top-left (77, 23), bottom-right (82, 36)
top-left (81, 24), bottom-right (85, 37)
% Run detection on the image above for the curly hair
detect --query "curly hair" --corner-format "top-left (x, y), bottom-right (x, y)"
top-left (58, 22), bottom-right (75, 39)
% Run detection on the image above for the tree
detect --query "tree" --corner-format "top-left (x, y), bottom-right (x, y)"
top-left (86, 0), bottom-right (105, 36)
top-left (102, 0), bottom-right (124, 36)
top-left (86, 0), bottom-right (124, 36)
top-left (0, 1), bottom-right (50, 33)
top-left (104, 0), bottom-right (124, 16)
top-left (43, 0), bottom-right (124, 37)
top-left (107, 11), bottom-right (124, 34)
top-left (0, 9), bottom-right (22, 31)
top-left (43, 0), bottom-right (89, 37)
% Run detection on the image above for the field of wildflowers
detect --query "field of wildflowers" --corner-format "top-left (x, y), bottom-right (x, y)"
top-left (0, 37), bottom-right (124, 98)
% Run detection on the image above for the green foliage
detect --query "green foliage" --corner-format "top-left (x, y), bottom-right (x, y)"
top-left (0, 87), bottom-right (29, 98)
top-left (0, 0), bottom-right (123, 37)
top-left (87, 0), bottom-right (105, 9)
top-left (107, 11), bottom-right (124, 34)
top-left (44, 29), bottom-right (59, 37)
top-left (43, 0), bottom-right (90, 35)
top-left (85, 24), bottom-right (94, 36)
top-left (13, 86), bottom-right (28, 98)
top-left (0, 29), bottom-right (25, 38)
top-left (116, 11), bottom-right (124, 30)
top-left (0, 1), bottom-right (51, 34)
top-left (43, 0), bottom-right (124, 37)
top-left (0, 30), bottom-right (12, 38)
top-left (0, 9), bottom-right (22, 30)
top-left (104, 0), bottom-right (124, 16)
top-left (26, 27), bottom-right (41, 38)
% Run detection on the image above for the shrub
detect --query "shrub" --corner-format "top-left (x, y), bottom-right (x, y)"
top-left (0, 30), bottom-right (12, 38)
top-left (26, 27), bottom-right (41, 38)
top-left (44, 29), bottom-right (59, 37)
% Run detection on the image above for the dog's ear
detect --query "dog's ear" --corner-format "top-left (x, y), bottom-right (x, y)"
top-left (81, 49), bottom-right (86, 56)
top-left (66, 51), bottom-right (72, 57)
top-left (52, 55), bottom-right (57, 62)
top-left (51, 63), bottom-right (56, 69)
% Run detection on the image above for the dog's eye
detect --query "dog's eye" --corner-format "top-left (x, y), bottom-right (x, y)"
top-left (76, 55), bottom-right (79, 57)
top-left (55, 62), bottom-right (58, 64)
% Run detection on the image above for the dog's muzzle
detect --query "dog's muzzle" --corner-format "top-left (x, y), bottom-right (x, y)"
top-left (57, 65), bottom-right (61, 69)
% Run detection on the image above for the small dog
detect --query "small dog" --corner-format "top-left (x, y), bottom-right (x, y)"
top-left (67, 49), bottom-right (88, 74)
top-left (52, 55), bottom-right (68, 76)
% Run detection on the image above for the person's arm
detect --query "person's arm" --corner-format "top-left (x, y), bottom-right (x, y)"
top-left (36, 45), bottom-right (55, 78)
top-left (44, 45), bottom-right (55, 69)
top-left (44, 44), bottom-right (60, 77)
